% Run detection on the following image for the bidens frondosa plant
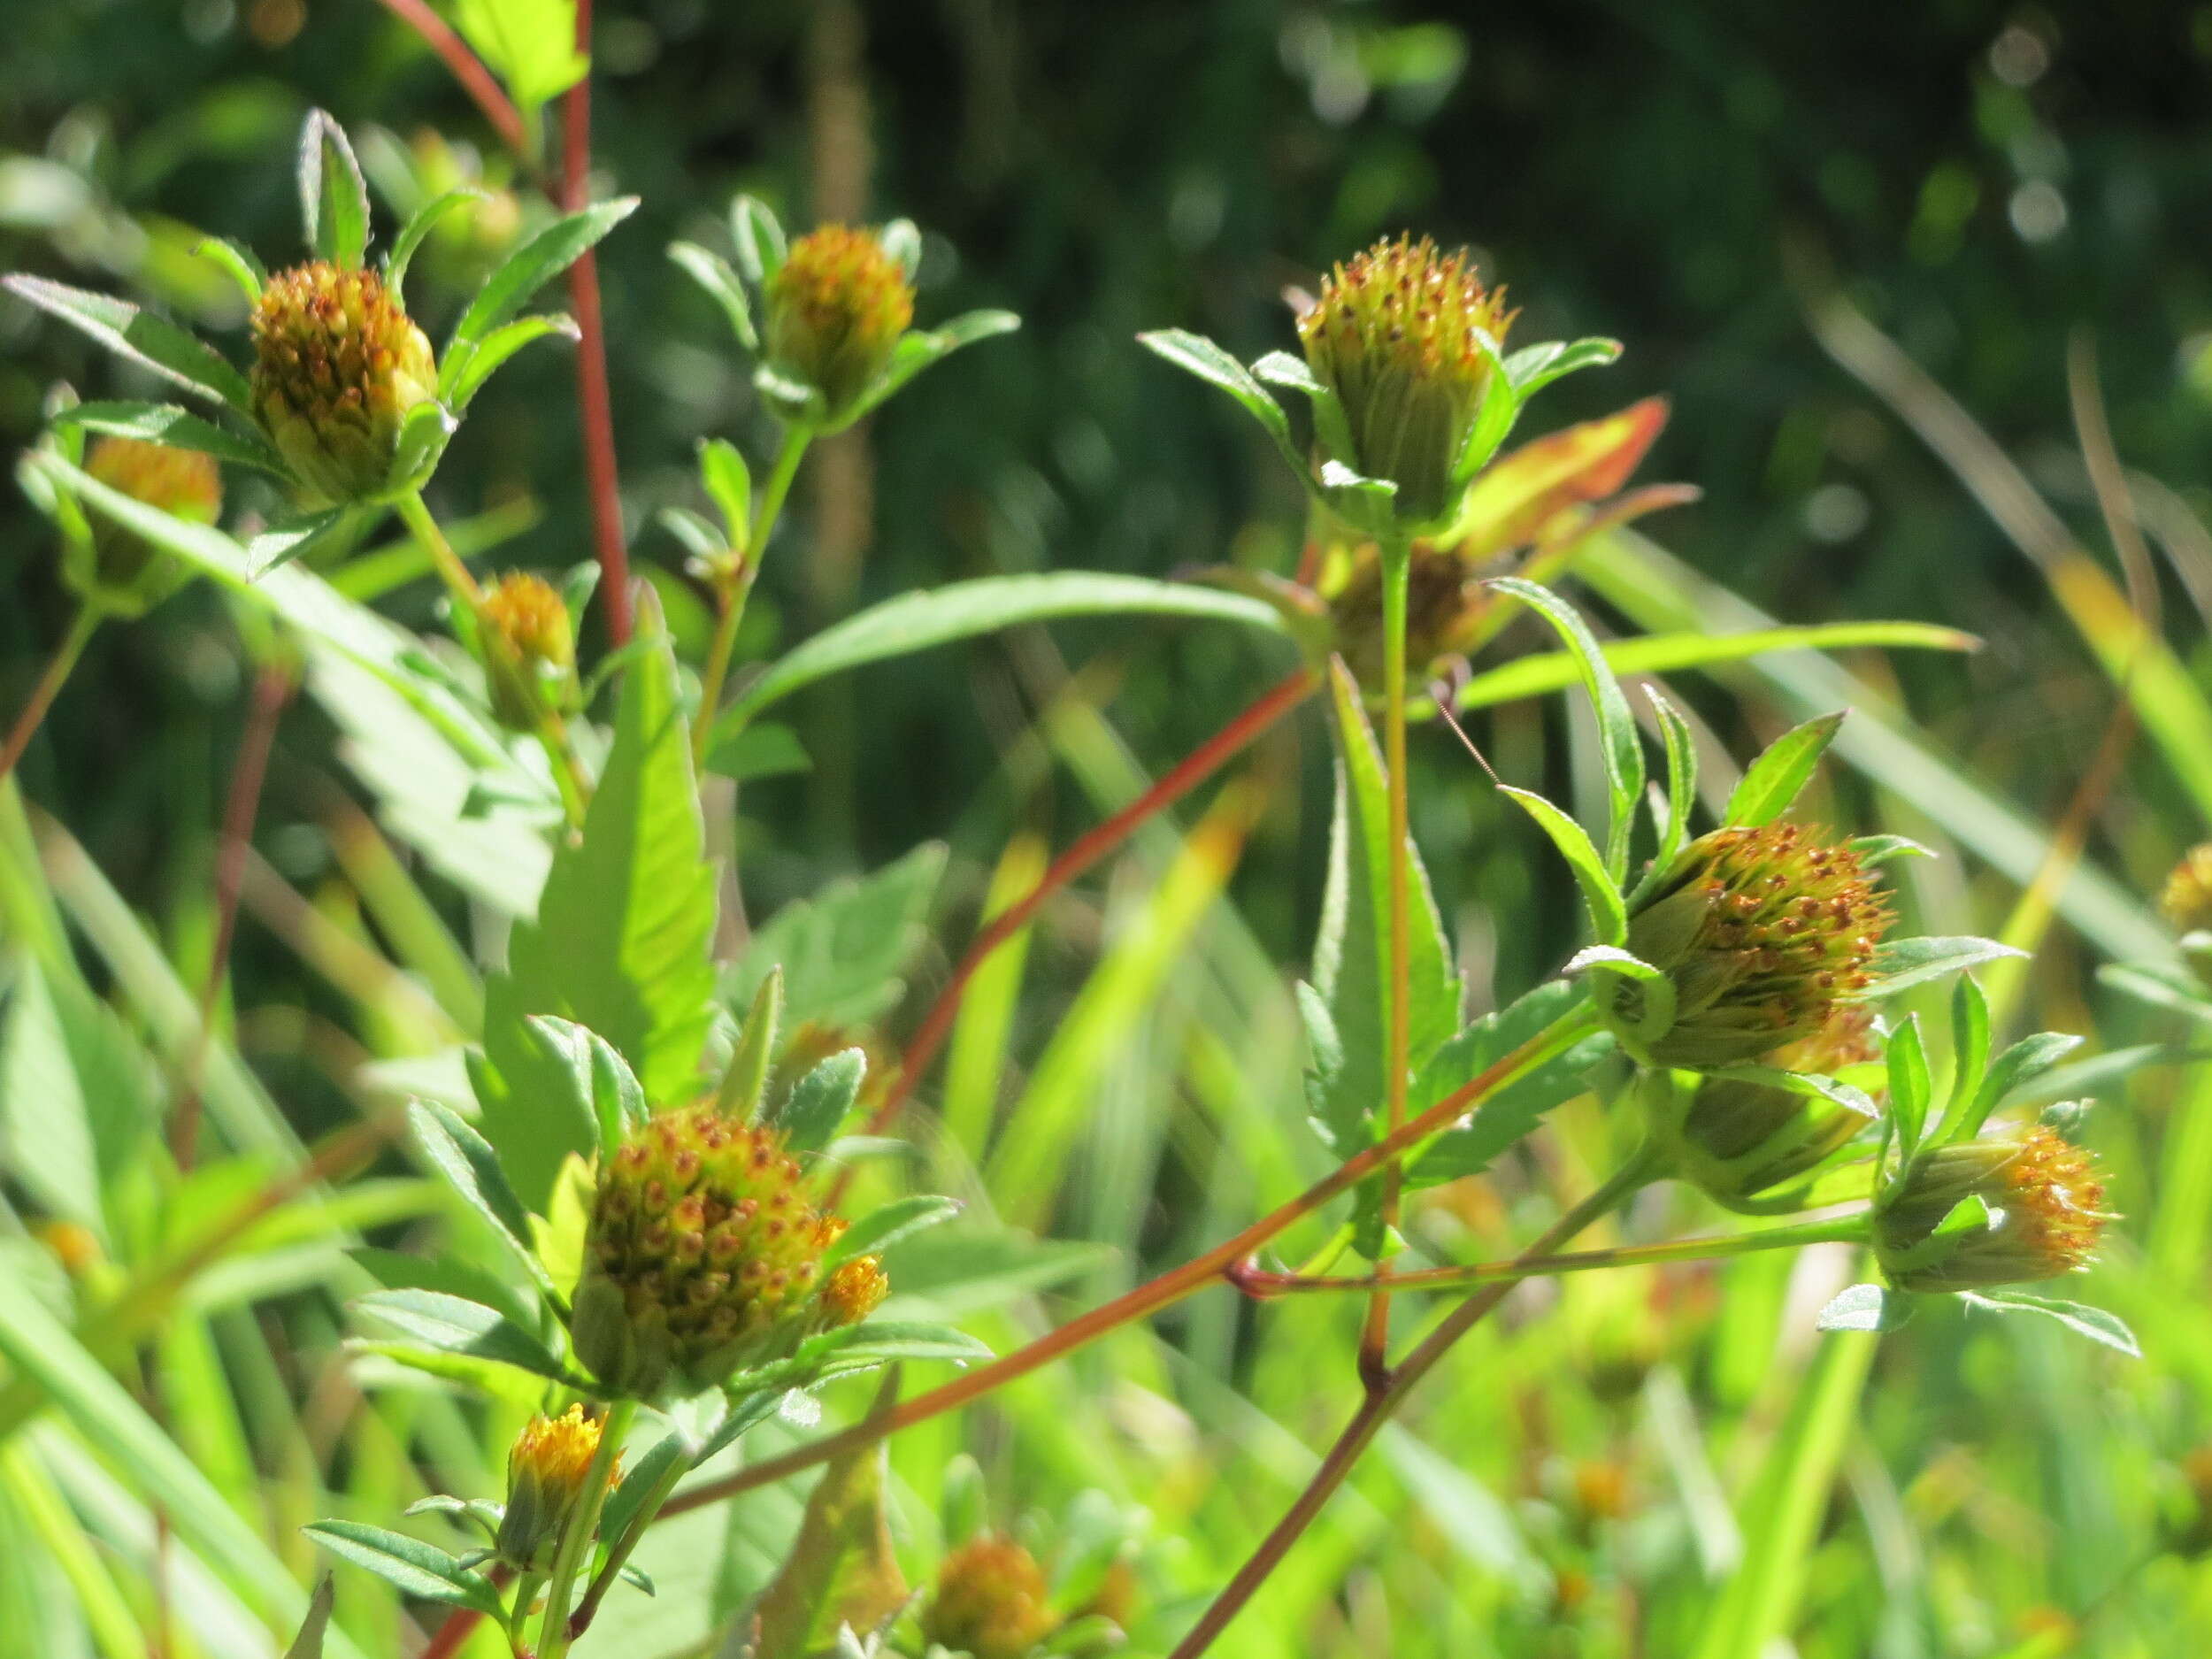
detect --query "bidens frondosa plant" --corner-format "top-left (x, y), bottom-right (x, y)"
top-left (0, 75), bottom-right (2149, 1659)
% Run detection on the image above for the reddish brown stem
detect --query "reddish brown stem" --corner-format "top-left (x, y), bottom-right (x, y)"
top-left (855, 665), bottom-right (1319, 1144)
top-left (170, 662), bottom-right (292, 1169)
top-left (372, 0), bottom-right (526, 155)
top-left (0, 603), bottom-right (98, 788)
top-left (559, 0), bottom-right (631, 644)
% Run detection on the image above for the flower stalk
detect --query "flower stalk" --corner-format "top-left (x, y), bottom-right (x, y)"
top-left (0, 602), bottom-right (99, 788)
top-left (534, 1397), bottom-right (633, 1659)
top-left (692, 424), bottom-right (812, 770)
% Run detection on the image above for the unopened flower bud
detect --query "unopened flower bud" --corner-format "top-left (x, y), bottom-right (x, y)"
top-left (922, 1535), bottom-right (1060, 1659)
top-left (67, 435), bottom-right (220, 615)
top-left (478, 572), bottom-right (577, 731)
top-left (2159, 844), bottom-right (2212, 933)
top-left (1323, 541), bottom-right (1475, 688)
top-left (1296, 234), bottom-right (1517, 526)
top-left (1601, 826), bottom-right (1890, 1070)
top-left (1658, 1007), bottom-right (1883, 1201)
top-left (764, 226), bottom-right (914, 422)
top-left (495, 1405), bottom-right (611, 1571)
top-left (572, 1105), bottom-right (881, 1399)
top-left (250, 261), bottom-right (438, 503)
top-left (1875, 1125), bottom-right (2108, 1294)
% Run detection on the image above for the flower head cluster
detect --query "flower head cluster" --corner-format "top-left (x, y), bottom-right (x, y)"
top-left (68, 435), bottom-right (220, 615)
top-left (250, 261), bottom-right (437, 504)
top-left (1663, 1005), bottom-right (1883, 1201)
top-left (570, 1104), bottom-right (886, 1399)
top-left (764, 225), bottom-right (915, 421)
top-left (494, 1405), bottom-right (611, 1571)
top-left (1296, 234), bottom-right (1517, 526)
top-left (1875, 1125), bottom-right (2108, 1293)
top-left (1603, 825), bottom-right (1891, 1069)
top-left (921, 1534), bottom-right (1061, 1659)
top-left (478, 572), bottom-right (577, 731)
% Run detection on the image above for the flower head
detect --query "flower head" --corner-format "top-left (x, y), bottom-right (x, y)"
top-left (478, 572), bottom-right (577, 731)
top-left (1660, 1006), bottom-right (1884, 1200)
top-left (764, 225), bottom-right (914, 422)
top-left (2162, 844), bottom-right (2212, 934)
top-left (67, 435), bottom-right (219, 615)
top-left (1321, 540), bottom-right (1476, 689)
top-left (922, 1535), bottom-right (1060, 1659)
top-left (1875, 1125), bottom-right (2108, 1293)
top-left (250, 261), bottom-right (437, 503)
top-left (1296, 234), bottom-right (1517, 526)
top-left (495, 1406), bottom-right (611, 1571)
top-left (569, 1105), bottom-right (883, 1399)
top-left (1601, 825), bottom-right (1890, 1070)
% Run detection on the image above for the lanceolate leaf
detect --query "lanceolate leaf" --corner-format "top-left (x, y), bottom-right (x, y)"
top-left (350, 1290), bottom-right (572, 1382)
top-left (302, 1521), bottom-right (506, 1616)
top-left (478, 613), bottom-right (719, 1206)
top-left (386, 187), bottom-right (487, 301)
top-left (449, 196), bottom-right (638, 353)
top-left (1848, 935), bottom-right (2024, 1001)
top-left (1959, 1291), bottom-right (2141, 1356)
top-left (1136, 327), bottom-right (1302, 472)
top-left (56, 399), bottom-right (286, 475)
top-left (297, 109), bottom-right (371, 268)
top-left (1724, 710), bottom-right (1846, 828)
top-left (3, 275), bottom-right (253, 416)
top-left (1498, 786), bottom-right (1627, 947)
top-left (668, 240), bottom-right (757, 349)
top-left (772, 1047), bottom-right (866, 1154)
top-left (440, 311), bottom-right (580, 407)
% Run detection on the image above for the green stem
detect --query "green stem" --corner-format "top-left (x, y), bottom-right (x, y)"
top-left (1169, 1150), bottom-right (1661, 1659)
top-left (567, 1448), bottom-right (687, 1639)
top-left (535, 1399), bottom-right (634, 1659)
top-left (1361, 534), bottom-right (1416, 1383)
top-left (1235, 1213), bottom-right (1867, 1297)
top-left (692, 425), bottom-right (810, 768)
top-left (397, 490), bottom-right (588, 826)
top-left (0, 601), bottom-right (100, 787)
top-left (503, 1570), bottom-right (543, 1652)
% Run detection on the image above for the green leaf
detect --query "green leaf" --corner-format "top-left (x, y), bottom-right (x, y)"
top-left (1947, 974), bottom-right (1992, 1127)
top-left (282, 1578), bottom-right (337, 1659)
top-left (716, 572), bottom-right (1286, 733)
top-left (441, 311), bottom-right (580, 408)
top-left (704, 719), bottom-right (811, 784)
top-left (730, 194), bottom-right (787, 287)
top-left (1814, 1282), bottom-right (1909, 1333)
top-left (1506, 334), bottom-right (1623, 397)
top-left (1849, 936), bottom-right (2025, 1001)
top-left (450, 0), bottom-right (590, 111)
top-left (697, 436), bottom-right (751, 549)
top-left (1498, 787), bottom-right (1626, 946)
top-left (302, 1520), bottom-right (507, 1616)
top-left (1136, 327), bottom-right (1302, 472)
top-left (669, 240), bottom-right (757, 349)
top-left (717, 965), bottom-right (782, 1120)
top-left (297, 110), bottom-right (371, 268)
top-left (1963, 1031), bottom-right (2085, 1138)
top-left (526, 1015), bottom-right (649, 1156)
top-left (601, 1434), bottom-right (686, 1541)
top-left (1313, 664), bottom-right (1461, 1156)
top-left (410, 1100), bottom-right (548, 1285)
top-left (1563, 944), bottom-right (1674, 1044)
top-left (193, 234), bottom-right (265, 307)
top-left (1849, 833), bottom-right (1935, 868)
top-left (726, 844), bottom-right (949, 1032)
top-left (773, 1046), bottom-right (864, 1154)
top-left (1486, 578), bottom-right (1644, 879)
top-left (449, 196), bottom-right (637, 352)
top-left (3, 275), bottom-right (253, 416)
top-left (350, 1289), bottom-right (572, 1381)
top-left (1724, 710), bottom-right (1845, 828)
top-left (1640, 686), bottom-right (1697, 902)
top-left (477, 614), bottom-right (719, 1206)
top-left (386, 187), bottom-right (486, 302)
top-left (1886, 1015), bottom-right (1931, 1156)
top-left (0, 951), bottom-right (155, 1240)
top-left (1402, 981), bottom-right (1607, 1183)
top-left (749, 1373), bottom-right (907, 1655)
top-left (832, 310), bottom-right (1021, 430)
top-left (826, 1194), bottom-right (961, 1269)
top-left (54, 399), bottom-right (285, 474)
top-left (247, 506), bottom-right (356, 577)
top-left (1959, 1291), bottom-right (2140, 1356)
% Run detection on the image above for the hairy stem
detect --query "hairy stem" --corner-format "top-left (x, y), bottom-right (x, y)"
top-left (1169, 1153), bottom-right (1660, 1658)
top-left (1361, 535), bottom-right (1415, 1386)
top-left (692, 425), bottom-right (811, 770)
top-left (0, 602), bottom-right (99, 788)
top-left (535, 1398), bottom-right (633, 1659)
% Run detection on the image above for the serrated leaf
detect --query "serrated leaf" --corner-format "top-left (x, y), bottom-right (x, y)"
top-left (302, 1521), bottom-right (505, 1616)
top-left (478, 614), bottom-right (719, 1206)
top-left (726, 844), bottom-right (946, 1031)
top-left (773, 1047), bottom-right (866, 1154)
top-left (1724, 710), bottom-right (1845, 828)
top-left (297, 110), bottom-right (371, 268)
top-left (451, 0), bottom-right (590, 111)
top-left (1498, 787), bottom-right (1626, 946)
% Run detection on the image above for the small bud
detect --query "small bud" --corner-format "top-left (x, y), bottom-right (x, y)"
top-left (1296, 234), bottom-right (1517, 526)
top-left (1321, 541), bottom-right (1476, 688)
top-left (1658, 1007), bottom-right (1883, 1201)
top-left (2162, 844), bottom-right (2212, 932)
top-left (250, 261), bottom-right (438, 503)
top-left (67, 436), bottom-right (220, 615)
top-left (764, 226), bottom-right (914, 422)
top-left (1875, 1125), bottom-right (2108, 1293)
top-left (478, 572), bottom-right (577, 731)
top-left (1601, 826), bottom-right (1891, 1070)
top-left (921, 1535), bottom-right (1060, 1659)
top-left (495, 1405), bottom-right (611, 1571)
top-left (573, 1105), bottom-right (880, 1399)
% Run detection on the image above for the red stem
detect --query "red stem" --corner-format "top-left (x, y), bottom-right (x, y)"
top-left (170, 662), bottom-right (291, 1169)
top-left (371, 0), bottom-right (526, 155)
top-left (855, 665), bottom-right (1319, 1143)
top-left (415, 1609), bottom-right (483, 1659)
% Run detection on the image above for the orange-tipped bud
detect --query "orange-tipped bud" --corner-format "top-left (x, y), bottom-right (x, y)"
top-left (921, 1535), bottom-right (1060, 1659)
top-left (2161, 844), bottom-right (2212, 933)
top-left (495, 1405), bottom-right (611, 1571)
top-left (478, 572), bottom-right (577, 731)
top-left (1875, 1125), bottom-right (2108, 1293)
top-left (764, 226), bottom-right (914, 421)
top-left (68, 435), bottom-right (220, 614)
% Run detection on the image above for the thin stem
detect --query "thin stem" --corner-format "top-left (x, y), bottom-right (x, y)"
top-left (850, 665), bottom-right (1322, 1148)
top-left (691, 426), bottom-right (811, 770)
top-left (567, 1448), bottom-right (687, 1640)
top-left (371, 0), bottom-right (526, 155)
top-left (1168, 1153), bottom-right (1659, 1659)
top-left (535, 1398), bottom-right (634, 1659)
top-left (0, 602), bottom-right (100, 788)
top-left (503, 1570), bottom-right (542, 1649)
top-left (1233, 1213), bottom-right (1867, 1297)
top-left (398, 491), bottom-right (589, 826)
top-left (666, 1001), bottom-right (1599, 1519)
top-left (1361, 534), bottom-right (1415, 1386)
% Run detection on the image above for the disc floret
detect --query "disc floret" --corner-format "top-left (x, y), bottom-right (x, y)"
top-left (1603, 826), bottom-right (1891, 1070)
top-left (250, 260), bottom-right (438, 503)
top-left (495, 1405), bottom-right (611, 1571)
top-left (1295, 234), bottom-right (1517, 526)
top-left (764, 225), bottom-right (915, 422)
top-left (1875, 1125), bottom-right (2109, 1293)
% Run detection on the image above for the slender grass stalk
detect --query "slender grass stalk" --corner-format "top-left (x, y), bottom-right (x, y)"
top-left (1167, 1150), bottom-right (1662, 1657)
top-left (1362, 533), bottom-right (1415, 1386)
top-left (0, 601), bottom-right (99, 787)
top-left (535, 1398), bottom-right (634, 1659)
top-left (691, 425), bottom-right (811, 769)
